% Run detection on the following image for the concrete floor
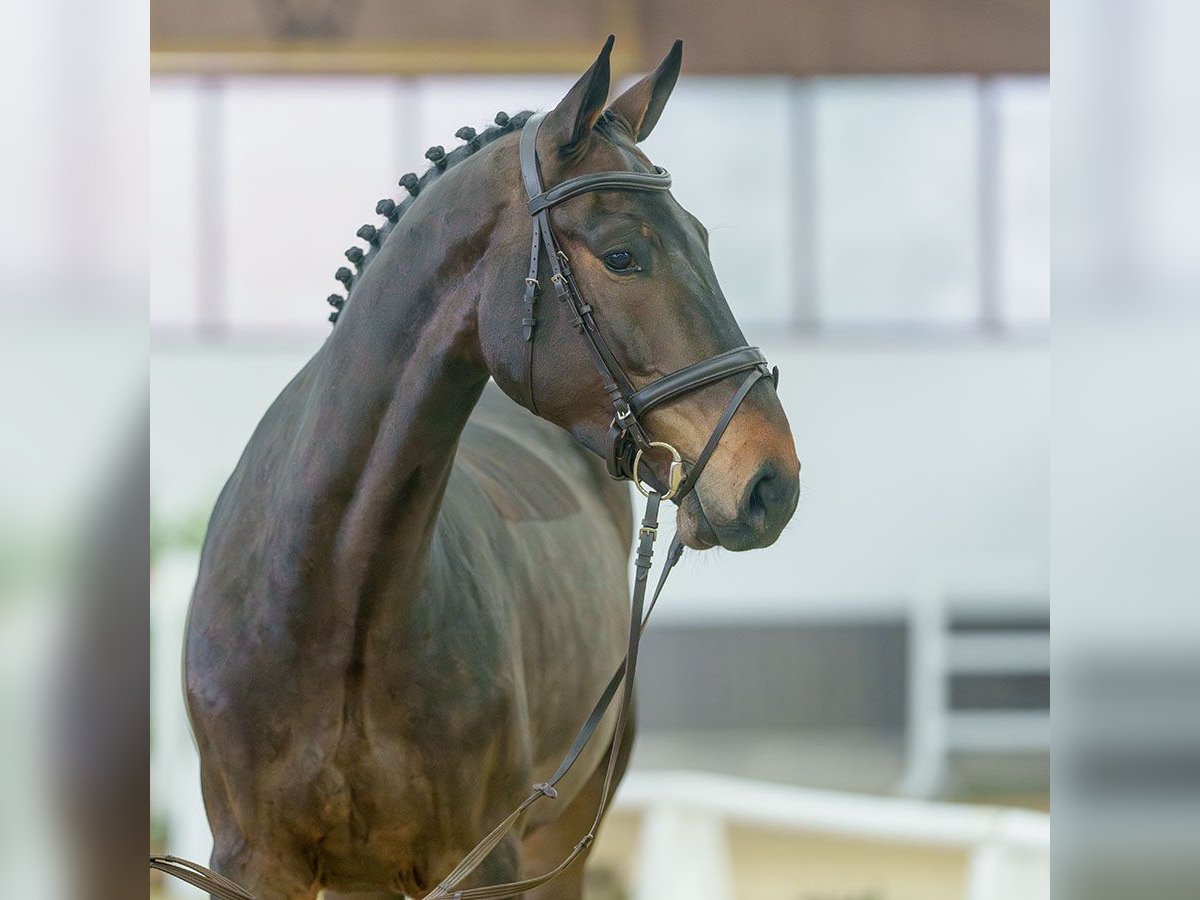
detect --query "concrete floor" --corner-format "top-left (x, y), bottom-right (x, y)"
top-left (633, 728), bottom-right (1050, 804)
top-left (632, 728), bottom-right (908, 795)
top-left (589, 812), bottom-right (972, 900)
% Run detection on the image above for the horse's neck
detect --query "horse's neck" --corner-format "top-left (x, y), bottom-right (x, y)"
top-left (286, 189), bottom-right (497, 610)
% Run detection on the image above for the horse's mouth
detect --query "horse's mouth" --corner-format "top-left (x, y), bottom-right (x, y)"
top-left (674, 470), bottom-right (799, 552)
top-left (676, 491), bottom-right (719, 550)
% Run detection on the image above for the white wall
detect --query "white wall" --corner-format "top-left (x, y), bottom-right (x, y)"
top-left (150, 331), bottom-right (1048, 614)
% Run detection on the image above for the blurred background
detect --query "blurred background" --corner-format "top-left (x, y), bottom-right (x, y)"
top-left (147, 2), bottom-right (1049, 898)
top-left (21, 2), bottom-right (1200, 899)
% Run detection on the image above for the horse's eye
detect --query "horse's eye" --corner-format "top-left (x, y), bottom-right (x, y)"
top-left (603, 250), bottom-right (639, 272)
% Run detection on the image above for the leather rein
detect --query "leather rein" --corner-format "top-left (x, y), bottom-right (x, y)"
top-left (151, 111), bottom-right (777, 900)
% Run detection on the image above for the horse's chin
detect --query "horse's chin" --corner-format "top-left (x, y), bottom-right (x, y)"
top-left (675, 494), bottom-right (719, 550)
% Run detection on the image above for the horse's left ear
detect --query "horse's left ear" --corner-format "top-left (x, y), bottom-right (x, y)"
top-left (606, 40), bottom-right (683, 142)
top-left (543, 35), bottom-right (614, 152)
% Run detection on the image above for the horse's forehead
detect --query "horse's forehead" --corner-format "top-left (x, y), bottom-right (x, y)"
top-left (574, 143), bottom-right (688, 223)
top-left (595, 127), bottom-right (654, 172)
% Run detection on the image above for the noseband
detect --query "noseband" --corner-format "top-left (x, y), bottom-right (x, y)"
top-left (518, 112), bottom-right (777, 501)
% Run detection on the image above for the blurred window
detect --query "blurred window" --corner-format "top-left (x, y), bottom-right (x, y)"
top-left (994, 78), bottom-right (1051, 325)
top-left (149, 73), bottom-right (1048, 338)
top-left (414, 75), bottom-right (577, 150)
top-left (221, 77), bottom-right (401, 333)
top-left (642, 77), bottom-right (795, 325)
top-left (812, 77), bottom-right (981, 328)
top-left (150, 79), bottom-right (202, 331)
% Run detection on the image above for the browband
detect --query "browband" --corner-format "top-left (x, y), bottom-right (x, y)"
top-left (528, 168), bottom-right (672, 215)
top-left (518, 112), bottom-right (672, 214)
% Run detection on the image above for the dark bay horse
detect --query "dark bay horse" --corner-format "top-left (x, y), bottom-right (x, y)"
top-left (185, 38), bottom-right (799, 899)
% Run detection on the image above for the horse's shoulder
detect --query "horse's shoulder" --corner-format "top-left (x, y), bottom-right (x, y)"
top-left (453, 386), bottom-right (631, 538)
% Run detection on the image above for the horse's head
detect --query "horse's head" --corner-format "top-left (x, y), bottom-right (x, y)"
top-left (478, 37), bottom-right (800, 551)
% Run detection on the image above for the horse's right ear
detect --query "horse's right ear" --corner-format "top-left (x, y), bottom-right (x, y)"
top-left (606, 39), bottom-right (682, 142)
top-left (542, 35), bottom-right (614, 153)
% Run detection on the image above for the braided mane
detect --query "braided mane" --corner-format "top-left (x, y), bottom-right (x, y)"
top-left (325, 110), bottom-right (535, 325)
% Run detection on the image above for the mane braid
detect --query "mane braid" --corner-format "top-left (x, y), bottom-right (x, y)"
top-left (324, 110), bottom-right (534, 326)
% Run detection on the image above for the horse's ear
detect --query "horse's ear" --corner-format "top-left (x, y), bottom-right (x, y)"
top-left (543, 35), bottom-right (614, 152)
top-left (606, 39), bottom-right (683, 142)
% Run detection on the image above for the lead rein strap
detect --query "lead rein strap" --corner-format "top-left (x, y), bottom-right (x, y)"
top-left (150, 855), bottom-right (257, 900)
top-left (521, 213), bottom-right (540, 415)
top-left (148, 503), bottom-right (684, 900)
top-left (149, 484), bottom-right (685, 900)
top-left (147, 508), bottom-right (683, 900)
top-left (422, 494), bottom-right (683, 900)
top-left (519, 116), bottom-right (542, 415)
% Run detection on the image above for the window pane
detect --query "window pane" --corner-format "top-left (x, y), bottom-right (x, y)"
top-left (414, 75), bottom-right (576, 152)
top-left (222, 77), bottom-right (401, 333)
top-left (641, 78), bottom-right (794, 325)
top-left (151, 79), bottom-right (201, 330)
top-left (814, 78), bottom-right (981, 327)
top-left (995, 78), bottom-right (1050, 324)
top-left (418, 76), bottom-right (794, 327)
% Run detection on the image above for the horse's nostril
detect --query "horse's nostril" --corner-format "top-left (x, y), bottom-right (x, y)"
top-left (743, 466), bottom-right (778, 527)
top-left (741, 459), bottom-right (800, 527)
top-left (709, 461), bottom-right (797, 552)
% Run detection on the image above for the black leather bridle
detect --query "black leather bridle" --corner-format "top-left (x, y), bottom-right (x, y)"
top-left (518, 111), bottom-right (777, 503)
top-left (149, 111), bottom-right (780, 900)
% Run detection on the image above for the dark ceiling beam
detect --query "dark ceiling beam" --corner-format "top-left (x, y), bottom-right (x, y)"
top-left (151, 0), bottom-right (1048, 76)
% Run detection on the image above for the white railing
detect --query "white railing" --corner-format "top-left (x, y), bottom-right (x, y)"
top-left (614, 769), bottom-right (1050, 900)
top-left (899, 569), bottom-right (1050, 798)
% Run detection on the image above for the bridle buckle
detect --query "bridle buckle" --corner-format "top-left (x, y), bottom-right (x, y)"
top-left (632, 441), bottom-right (685, 502)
